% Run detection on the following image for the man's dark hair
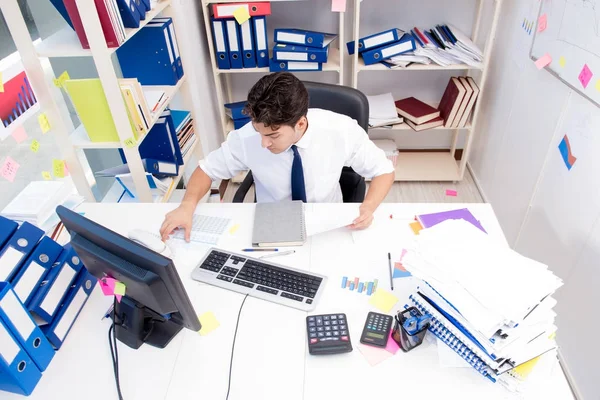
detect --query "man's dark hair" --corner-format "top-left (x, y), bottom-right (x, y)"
top-left (244, 72), bottom-right (309, 129)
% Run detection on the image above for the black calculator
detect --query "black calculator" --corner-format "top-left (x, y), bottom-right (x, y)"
top-left (360, 312), bottom-right (393, 347)
top-left (306, 313), bottom-right (353, 355)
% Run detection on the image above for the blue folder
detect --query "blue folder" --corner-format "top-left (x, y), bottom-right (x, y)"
top-left (11, 237), bottom-right (63, 305)
top-left (269, 59), bottom-right (322, 72)
top-left (139, 0), bottom-right (150, 12)
top-left (224, 101), bottom-right (248, 120)
top-left (361, 34), bottom-right (416, 65)
top-left (28, 244), bottom-right (83, 324)
top-left (115, 0), bottom-right (141, 28)
top-left (252, 16), bottom-right (269, 68)
top-left (149, 18), bottom-right (184, 79)
top-left (274, 29), bottom-right (337, 48)
top-left (233, 117), bottom-right (251, 129)
top-left (211, 18), bottom-right (231, 69)
top-left (240, 20), bottom-right (256, 68)
top-left (132, 0), bottom-right (146, 20)
top-left (138, 111), bottom-right (183, 171)
top-left (273, 44), bottom-right (329, 63)
top-left (0, 216), bottom-right (18, 249)
top-left (346, 28), bottom-right (404, 55)
top-left (41, 270), bottom-right (96, 350)
top-left (0, 282), bottom-right (55, 371)
top-left (116, 23), bottom-right (179, 85)
top-left (0, 222), bottom-right (44, 283)
top-left (225, 19), bottom-right (243, 69)
top-left (48, 0), bottom-right (74, 29)
top-left (0, 322), bottom-right (42, 396)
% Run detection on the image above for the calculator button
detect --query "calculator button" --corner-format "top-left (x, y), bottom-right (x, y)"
top-left (308, 322), bottom-right (315, 327)
top-left (331, 320), bottom-right (338, 325)
top-left (325, 326), bottom-right (331, 331)
top-left (316, 317), bottom-right (323, 325)
top-left (317, 327), bottom-right (324, 332)
top-left (333, 331), bottom-right (339, 336)
top-left (331, 337), bottom-right (339, 341)
top-left (324, 321), bottom-right (330, 326)
top-left (318, 332), bottom-right (324, 337)
top-left (331, 315), bottom-right (337, 320)
top-left (341, 330), bottom-right (348, 335)
top-left (310, 333), bottom-right (317, 338)
top-left (325, 332), bottom-right (332, 337)
top-left (341, 336), bottom-right (349, 341)
top-left (309, 327), bottom-right (316, 333)
top-left (323, 316), bottom-right (330, 321)
top-left (310, 338), bottom-right (318, 344)
top-left (308, 317), bottom-right (315, 322)
top-left (338, 314), bottom-right (344, 319)
top-left (340, 325), bottom-right (347, 330)
top-left (332, 325), bottom-right (339, 330)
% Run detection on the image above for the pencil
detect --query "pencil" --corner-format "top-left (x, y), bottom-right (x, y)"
top-left (388, 252), bottom-right (394, 291)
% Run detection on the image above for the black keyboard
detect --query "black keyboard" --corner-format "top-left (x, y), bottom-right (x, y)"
top-left (191, 248), bottom-right (327, 311)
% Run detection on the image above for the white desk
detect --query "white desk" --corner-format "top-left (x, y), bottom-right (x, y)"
top-left (10, 203), bottom-right (574, 400)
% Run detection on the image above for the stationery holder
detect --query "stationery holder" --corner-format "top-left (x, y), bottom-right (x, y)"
top-left (392, 307), bottom-right (429, 352)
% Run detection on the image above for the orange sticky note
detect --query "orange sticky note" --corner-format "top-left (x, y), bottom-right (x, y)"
top-left (535, 53), bottom-right (552, 70)
top-left (409, 221), bottom-right (423, 235)
top-left (0, 157), bottom-right (20, 182)
top-left (233, 6), bottom-right (250, 24)
top-left (42, 171), bottom-right (52, 180)
top-left (30, 139), bottom-right (40, 153)
top-left (538, 14), bottom-right (547, 32)
top-left (53, 159), bottom-right (65, 178)
top-left (11, 126), bottom-right (28, 144)
top-left (332, 0), bottom-right (346, 12)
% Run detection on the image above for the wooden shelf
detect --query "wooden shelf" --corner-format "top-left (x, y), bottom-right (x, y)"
top-left (357, 57), bottom-right (483, 72)
top-left (216, 48), bottom-right (341, 74)
top-left (35, 0), bottom-right (171, 58)
top-left (369, 122), bottom-right (472, 131)
top-left (392, 152), bottom-right (460, 181)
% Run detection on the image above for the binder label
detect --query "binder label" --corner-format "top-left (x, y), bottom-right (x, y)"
top-left (277, 52), bottom-right (308, 61)
top-left (0, 323), bottom-right (19, 364)
top-left (218, 4), bottom-right (247, 16)
top-left (1, 290), bottom-right (35, 341)
top-left (227, 21), bottom-right (239, 51)
top-left (39, 264), bottom-right (76, 315)
top-left (364, 31), bottom-right (394, 48)
top-left (288, 61), bottom-right (320, 70)
top-left (213, 21), bottom-right (226, 52)
top-left (14, 261), bottom-right (46, 303)
top-left (168, 24), bottom-right (181, 59)
top-left (54, 288), bottom-right (87, 341)
top-left (163, 30), bottom-right (175, 63)
top-left (381, 41), bottom-right (412, 58)
top-left (277, 32), bottom-right (305, 44)
top-left (0, 247), bottom-right (24, 282)
top-left (255, 19), bottom-right (266, 49)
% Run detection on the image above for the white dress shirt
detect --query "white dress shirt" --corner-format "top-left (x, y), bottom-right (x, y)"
top-left (200, 108), bottom-right (394, 203)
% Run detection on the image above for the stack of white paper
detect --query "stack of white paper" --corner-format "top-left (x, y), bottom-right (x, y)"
top-left (411, 25), bottom-right (484, 68)
top-left (402, 219), bottom-right (562, 380)
top-left (366, 93), bottom-right (403, 128)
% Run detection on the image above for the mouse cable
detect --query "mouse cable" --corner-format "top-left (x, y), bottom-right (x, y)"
top-left (226, 294), bottom-right (249, 400)
top-left (109, 297), bottom-right (124, 400)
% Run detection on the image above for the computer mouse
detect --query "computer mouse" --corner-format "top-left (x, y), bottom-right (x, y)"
top-left (128, 229), bottom-right (172, 258)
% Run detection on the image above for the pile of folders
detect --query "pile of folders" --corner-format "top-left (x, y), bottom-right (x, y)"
top-left (0, 216), bottom-right (96, 396)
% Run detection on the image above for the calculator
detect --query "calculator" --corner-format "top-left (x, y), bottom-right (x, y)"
top-left (360, 312), bottom-right (393, 348)
top-left (306, 313), bottom-right (353, 355)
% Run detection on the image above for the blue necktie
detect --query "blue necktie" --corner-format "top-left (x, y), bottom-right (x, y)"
top-left (291, 145), bottom-right (307, 202)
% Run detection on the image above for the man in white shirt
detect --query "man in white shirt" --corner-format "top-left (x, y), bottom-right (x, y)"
top-left (160, 72), bottom-right (394, 241)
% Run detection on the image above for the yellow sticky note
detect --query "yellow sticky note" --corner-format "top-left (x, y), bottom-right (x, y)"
top-left (595, 80), bottom-right (600, 92)
top-left (52, 159), bottom-right (65, 178)
top-left (369, 288), bottom-right (398, 314)
top-left (409, 221), bottom-right (423, 235)
top-left (198, 311), bottom-right (220, 336)
top-left (559, 56), bottom-right (566, 68)
top-left (0, 72), bottom-right (3, 92)
top-left (548, 332), bottom-right (556, 340)
top-left (30, 139), bottom-right (40, 153)
top-left (53, 71), bottom-right (70, 88)
top-left (114, 282), bottom-right (126, 296)
top-left (38, 113), bottom-right (51, 133)
top-left (233, 6), bottom-right (250, 24)
top-left (42, 171), bottom-right (52, 180)
top-left (123, 137), bottom-right (137, 148)
top-left (229, 224), bottom-right (240, 234)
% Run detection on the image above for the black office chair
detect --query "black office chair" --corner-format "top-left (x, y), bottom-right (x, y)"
top-left (232, 81), bottom-right (369, 203)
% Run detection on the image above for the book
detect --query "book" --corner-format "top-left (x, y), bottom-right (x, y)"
top-left (439, 77), bottom-right (466, 128)
top-left (395, 97), bottom-right (440, 124)
top-left (63, 0), bottom-right (124, 49)
top-left (406, 116), bottom-right (444, 131)
top-left (457, 77), bottom-right (480, 128)
top-left (252, 201), bottom-right (306, 247)
top-left (416, 208), bottom-right (486, 233)
top-left (452, 78), bottom-right (473, 128)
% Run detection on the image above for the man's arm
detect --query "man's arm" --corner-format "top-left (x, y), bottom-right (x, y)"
top-left (349, 172), bottom-right (394, 229)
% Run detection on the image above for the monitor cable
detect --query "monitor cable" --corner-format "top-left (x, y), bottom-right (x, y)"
top-left (108, 297), bottom-right (125, 400)
top-left (226, 294), bottom-right (249, 400)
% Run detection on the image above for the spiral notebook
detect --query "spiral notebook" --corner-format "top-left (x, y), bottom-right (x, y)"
top-left (252, 201), bottom-right (306, 247)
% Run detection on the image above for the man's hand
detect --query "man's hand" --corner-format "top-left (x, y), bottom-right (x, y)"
top-left (159, 202), bottom-right (195, 242)
top-left (349, 202), bottom-right (375, 230)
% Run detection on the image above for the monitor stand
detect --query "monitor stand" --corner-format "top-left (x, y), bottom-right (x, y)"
top-left (113, 296), bottom-right (182, 349)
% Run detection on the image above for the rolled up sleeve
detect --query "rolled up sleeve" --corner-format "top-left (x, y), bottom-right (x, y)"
top-left (345, 121), bottom-right (394, 179)
top-left (199, 131), bottom-right (248, 180)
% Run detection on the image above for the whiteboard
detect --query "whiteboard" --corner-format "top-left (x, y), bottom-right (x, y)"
top-left (531, 0), bottom-right (600, 107)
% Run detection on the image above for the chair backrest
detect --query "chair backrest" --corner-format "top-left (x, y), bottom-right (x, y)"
top-left (303, 81), bottom-right (370, 131)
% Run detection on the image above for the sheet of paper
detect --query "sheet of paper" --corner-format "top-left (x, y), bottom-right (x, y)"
top-left (11, 126), bottom-right (28, 143)
top-left (369, 288), bottom-right (398, 313)
top-left (393, 249), bottom-right (411, 278)
top-left (305, 204), bottom-right (359, 236)
top-left (0, 157), bottom-right (20, 182)
top-left (437, 338), bottom-right (470, 368)
top-left (233, 6), bottom-right (250, 24)
top-left (366, 93), bottom-right (397, 120)
top-left (358, 343), bottom-right (394, 366)
top-left (199, 311), bottom-right (220, 336)
top-left (535, 53), bottom-right (552, 69)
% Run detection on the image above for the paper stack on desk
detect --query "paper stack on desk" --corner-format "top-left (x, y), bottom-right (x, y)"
top-left (367, 93), bottom-right (403, 128)
top-left (401, 219), bottom-right (562, 384)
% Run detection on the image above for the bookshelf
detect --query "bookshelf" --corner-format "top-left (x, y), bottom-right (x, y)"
top-left (1, 0), bottom-right (205, 203)
top-left (351, 0), bottom-right (503, 182)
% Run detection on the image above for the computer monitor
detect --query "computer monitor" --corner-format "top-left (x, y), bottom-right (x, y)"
top-left (56, 206), bottom-right (200, 349)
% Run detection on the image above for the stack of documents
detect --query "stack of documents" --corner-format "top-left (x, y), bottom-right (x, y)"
top-left (367, 93), bottom-right (403, 128)
top-left (408, 25), bottom-right (484, 68)
top-left (402, 219), bottom-right (562, 384)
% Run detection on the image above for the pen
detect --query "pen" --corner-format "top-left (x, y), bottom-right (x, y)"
top-left (260, 250), bottom-right (295, 259)
top-left (388, 252), bottom-right (394, 291)
top-left (242, 248), bottom-right (279, 252)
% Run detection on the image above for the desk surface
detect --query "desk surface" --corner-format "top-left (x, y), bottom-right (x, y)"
top-left (11, 203), bottom-right (574, 400)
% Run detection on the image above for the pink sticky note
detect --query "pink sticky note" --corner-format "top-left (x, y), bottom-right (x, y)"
top-left (11, 126), bottom-right (28, 144)
top-left (535, 53), bottom-right (552, 70)
top-left (446, 189), bottom-right (458, 196)
top-left (358, 343), bottom-right (394, 366)
top-left (385, 331), bottom-right (400, 354)
top-left (115, 294), bottom-right (122, 303)
top-left (63, 162), bottom-right (70, 177)
top-left (579, 64), bottom-right (593, 89)
top-left (98, 280), bottom-right (113, 296)
top-left (538, 14), bottom-right (547, 32)
top-left (331, 0), bottom-right (346, 12)
top-left (0, 156), bottom-right (20, 183)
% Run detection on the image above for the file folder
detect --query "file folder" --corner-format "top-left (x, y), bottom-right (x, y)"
top-left (28, 245), bottom-right (83, 325)
top-left (346, 28), bottom-right (404, 55)
top-left (211, 18), bottom-right (231, 69)
top-left (252, 16), bottom-right (269, 68)
top-left (234, 117), bottom-right (251, 129)
top-left (225, 19), bottom-right (243, 69)
top-left (212, 2), bottom-right (271, 18)
top-left (0, 222), bottom-right (44, 283)
top-left (361, 35), bottom-right (416, 65)
top-left (133, 0), bottom-right (146, 20)
top-left (11, 237), bottom-right (62, 305)
top-left (274, 29), bottom-right (337, 48)
top-left (151, 18), bottom-right (184, 79)
top-left (115, 0), bottom-right (141, 28)
top-left (269, 59), bottom-right (322, 72)
top-left (0, 216), bottom-right (18, 250)
top-left (273, 44), bottom-right (329, 63)
top-left (0, 322), bottom-right (42, 396)
top-left (240, 20), bottom-right (257, 68)
top-left (0, 283), bottom-right (55, 371)
top-left (41, 270), bottom-right (96, 349)
top-left (224, 101), bottom-right (248, 120)
top-left (139, 0), bottom-right (150, 12)
top-left (138, 111), bottom-right (183, 170)
top-left (116, 23), bottom-right (179, 85)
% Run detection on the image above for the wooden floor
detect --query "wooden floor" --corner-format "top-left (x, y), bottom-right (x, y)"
top-left (221, 169), bottom-right (484, 203)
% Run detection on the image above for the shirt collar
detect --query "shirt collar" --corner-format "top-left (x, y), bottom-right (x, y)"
top-left (292, 110), bottom-right (314, 150)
